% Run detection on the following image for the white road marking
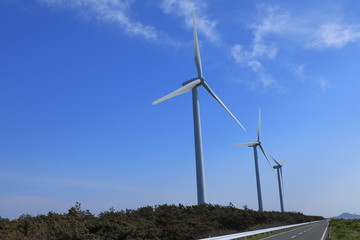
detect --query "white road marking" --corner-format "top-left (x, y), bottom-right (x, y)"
top-left (320, 221), bottom-right (329, 240)
top-left (291, 236), bottom-right (297, 238)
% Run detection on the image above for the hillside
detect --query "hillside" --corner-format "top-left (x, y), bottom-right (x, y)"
top-left (0, 203), bottom-right (323, 240)
top-left (334, 212), bottom-right (360, 219)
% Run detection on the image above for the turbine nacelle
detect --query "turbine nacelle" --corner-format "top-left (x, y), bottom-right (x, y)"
top-left (267, 151), bottom-right (289, 212)
top-left (152, 11), bottom-right (245, 131)
top-left (152, 11), bottom-right (246, 204)
top-left (233, 108), bottom-right (277, 212)
top-left (233, 108), bottom-right (276, 177)
top-left (268, 153), bottom-right (290, 168)
top-left (233, 141), bottom-right (259, 147)
top-left (250, 141), bottom-right (260, 147)
top-left (182, 77), bottom-right (204, 86)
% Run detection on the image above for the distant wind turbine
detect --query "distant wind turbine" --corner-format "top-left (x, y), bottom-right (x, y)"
top-left (233, 108), bottom-right (274, 212)
top-left (152, 12), bottom-right (246, 205)
top-left (269, 153), bottom-right (290, 213)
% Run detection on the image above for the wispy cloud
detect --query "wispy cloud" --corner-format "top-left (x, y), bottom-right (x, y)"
top-left (231, 3), bottom-right (360, 93)
top-left (247, 5), bottom-right (360, 50)
top-left (160, 0), bottom-right (219, 42)
top-left (232, 44), bottom-right (285, 93)
top-left (249, 4), bottom-right (290, 59)
top-left (289, 64), bottom-right (329, 91)
top-left (248, 61), bottom-right (274, 87)
top-left (231, 4), bottom-right (288, 93)
top-left (292, 64), bottom-right (306, 80)
top-left (232, 4), bottom-right (291, 62)
top-left (307, 23), bottom-right (360, 49)
top-left (317, 77), bottom-right (328, 92)
top-left (38, 0), bottom-right (159, 41)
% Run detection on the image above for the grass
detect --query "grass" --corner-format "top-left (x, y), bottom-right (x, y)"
top-left (328, 219), bottom-right (360, 240)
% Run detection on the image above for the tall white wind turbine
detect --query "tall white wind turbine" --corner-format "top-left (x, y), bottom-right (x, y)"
top-left (233, 108), bottom-right (273, 211)
top-left (269, 153), bottom-right (289, 213)
top-left (152, 12), bottom-right (246, 205)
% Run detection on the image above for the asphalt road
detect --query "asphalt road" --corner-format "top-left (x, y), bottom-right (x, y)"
top-left (263, 220), bottom-right (329, 240)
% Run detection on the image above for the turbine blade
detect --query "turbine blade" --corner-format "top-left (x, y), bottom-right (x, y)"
top-left (233, 142), bottom-right (259, 146)
top-left (202, 81), bottom-right (246, 131)
top-left (152, 79), bottom-right (201, 105)
top-left (268, 152), bottom-right (281, 166)
top-left (192, 11), bottom-right (203, 78)
top-left (258, 107), bottom-right (261, 142)
top-left (259, 145), bottom-right (276, 177)
top-left (281, 158), bottom-right (291, 166)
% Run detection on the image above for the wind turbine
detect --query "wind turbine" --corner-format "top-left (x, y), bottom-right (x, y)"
top-left (233, 108), bottom-right (273, 212)
top-left (268, 153), bottom-right (289, 213)
top-left (152, 12), bottom-right (246, 205)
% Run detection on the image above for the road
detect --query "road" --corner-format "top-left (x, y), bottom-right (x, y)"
top-left (262, 220), bottom-right (329, 240)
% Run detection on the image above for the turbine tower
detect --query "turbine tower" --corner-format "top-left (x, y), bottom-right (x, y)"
top-left (269, 153), bottom-right (289, 213)
top-left (233, 108), bottom-right (273, 211)
top-left (152, 12), bottom-right (246, 205)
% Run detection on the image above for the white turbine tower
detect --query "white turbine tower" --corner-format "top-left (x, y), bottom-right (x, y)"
top-left (268, 153), bottom-right (289, 213)
top-left (233, 108), bottom-right (273, 211)
top-left (152, 12), bottom-right (246, 205)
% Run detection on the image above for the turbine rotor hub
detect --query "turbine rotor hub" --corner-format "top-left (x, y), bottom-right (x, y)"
top-left (182, 78), bottom-right (202, 86)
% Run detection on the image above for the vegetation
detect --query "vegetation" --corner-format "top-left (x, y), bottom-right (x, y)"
top-left (329, 219), bottom-right (360, 240)
top-left (0, 203), bottom-right (323, 240)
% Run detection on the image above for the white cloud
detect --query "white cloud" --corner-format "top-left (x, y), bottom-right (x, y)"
top-left (231, 4), bottom-right (291, 63)
top-left (308, 23), bottom-right (360, 49)
top-left (248, 61), bottom-right (273, 87)
top-left (289, 64), bottom-right (329, 92)
top-left (250, 4), bottom-right (290, 59)
top-left (232, 56), bottom-right (285, 93)
top-left (231, 4), bottom-right (289, 93)
top-left (230, 44), bottom-right (285, 92)
top-left (247, 61), bottom-right (286, 93)
top-left (38, 0), bottom-right (159, 41)
top-left (248, 60), bottom-right (263, 73)
top-left (245, 5), bottom-right (360, 51)
top-left (293, 64), bottom-right (306, 80)
top-left (317, 77), bottom-right (328, 92)
top-left (161, 0), bottom-right (219, 42)
top-left (231, 44), bottom-right (245, 63)
top-left (231, 4), bottom-right (360, 93)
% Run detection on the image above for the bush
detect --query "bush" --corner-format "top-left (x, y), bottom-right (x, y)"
top-left (0, 203), bottom-right (323, 240)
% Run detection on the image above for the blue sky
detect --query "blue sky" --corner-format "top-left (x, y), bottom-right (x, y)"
top-left (1, 0), bottom-right (360, 219)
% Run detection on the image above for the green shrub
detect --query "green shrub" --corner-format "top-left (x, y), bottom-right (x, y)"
top-left (0, 203), bottom-right (323, 240)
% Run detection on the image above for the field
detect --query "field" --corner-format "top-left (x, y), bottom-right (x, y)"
top-left (329, 219), bottom-right (360, 240)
